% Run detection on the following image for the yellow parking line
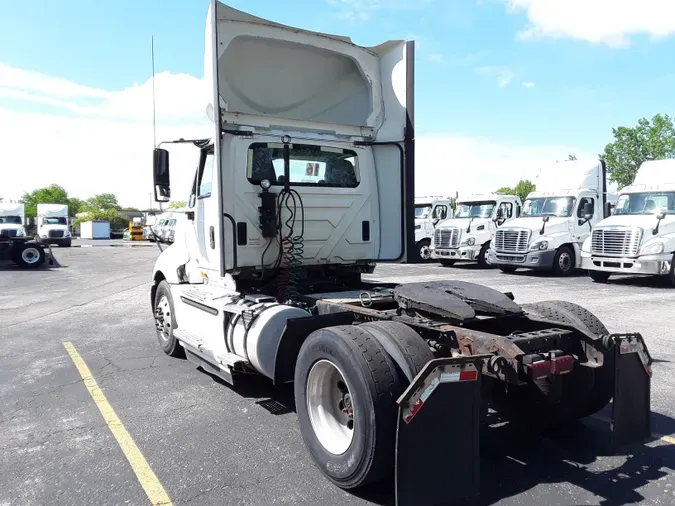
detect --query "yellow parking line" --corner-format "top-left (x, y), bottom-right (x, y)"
top-left (659, 434), bottom-right (675, 445)
top-left (63, 342), bottom-right (173, 506)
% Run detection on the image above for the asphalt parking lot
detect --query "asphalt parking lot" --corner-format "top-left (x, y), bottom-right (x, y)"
top-left (2, 242), bottom-right (675, 506)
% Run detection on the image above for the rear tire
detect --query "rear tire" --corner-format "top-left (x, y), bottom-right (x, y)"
top-left (359, 321), bottom-right (434, 383)
top-left (552, 246), bottom-right (575, 276)
top-left (520, 300), bottom-right (613, 421)
top-left (589, 270), bottom-right (610, 283)
top-left (294, 325), bottom-right (402, 489)
top-left (12, 243), bottom-right (45, 268)
top-left (439, 259), bottom-right (456, 267)
top-left (153, 280), bottom-right (184, 358)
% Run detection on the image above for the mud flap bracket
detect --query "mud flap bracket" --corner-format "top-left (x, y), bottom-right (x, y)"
top-left (610, 333), bottom-right (652, 447)
top-left (395, 355), bottom-right (488, 506)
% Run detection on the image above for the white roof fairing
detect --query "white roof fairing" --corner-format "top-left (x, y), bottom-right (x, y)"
top-left (204, 1), bottom-right (408, 139)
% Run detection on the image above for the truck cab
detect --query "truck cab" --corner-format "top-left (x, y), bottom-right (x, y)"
top-left (581, 159), bottom-right (675, 285)
top-left (0, 203), bottom-right (27, 239)
top-left (431, 193), bottom-right (520, 267)
top-left (414, 196), bottom-right (452, 261)
top-left (36, 203), bottom-right (72, 247)
top-left (489, 158), bottom-right (616, 276)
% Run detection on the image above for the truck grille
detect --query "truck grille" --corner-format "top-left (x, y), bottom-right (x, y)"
top-left (1, 229), bottom-right (17, 237)
top-left (434, 228), bottom-right (460, 248)
top-left (591, 228), bottom-right (642, 257)
top-left (494, 229), bottom-right (530, 253)
top-left (48, 230), bottom-right (65, 238)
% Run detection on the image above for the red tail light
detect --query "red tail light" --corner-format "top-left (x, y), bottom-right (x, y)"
top-left (526, 355), bottom-right (575, 379)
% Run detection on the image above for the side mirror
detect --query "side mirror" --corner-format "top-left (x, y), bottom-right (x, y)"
top-left (153, 148), bottom-right (171, 202)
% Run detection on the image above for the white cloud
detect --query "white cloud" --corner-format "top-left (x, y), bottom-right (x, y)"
top-left (522, 81), bottom-right (535, 88)
top-left (503, 0), bottom-right (675, 46)
top-left (414, 135), bottom-right (595, 197)
top-left (475, 66), bottom-right (515, 88)
top-left (0, 62), bottom-right (593, 209)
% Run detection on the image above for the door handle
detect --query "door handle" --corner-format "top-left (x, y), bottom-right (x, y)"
top-left (209, 226), bottom-right (215, 249)
top-left (186, 211), bottom-right (195, 221)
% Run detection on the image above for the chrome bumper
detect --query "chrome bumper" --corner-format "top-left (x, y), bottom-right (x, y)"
top-left (487, 249), bottom-right (556, 270)
top-left (431, 246), bottom-right (480, 262)
top-left (581, 252), bottom-right (672, 275)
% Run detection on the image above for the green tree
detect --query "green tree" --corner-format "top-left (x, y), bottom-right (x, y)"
top-left (21, 184), bottom-right (70, 217)
top-left (83, 193), bottom-right (120, 212)
top-left (68, 197), bottom-right (85, 215)
top-left (121, 207), bottom-right (140, 212)
top-left (74, 208), bottom-right (129, 230)
top-left (169, 200), bottom-right (187, 209)
top-left (602, 113), bottom-right (675, 188)
top-left (496, 180), bottom-right (536, 202)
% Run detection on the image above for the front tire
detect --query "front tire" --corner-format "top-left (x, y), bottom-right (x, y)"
top-left (499, 266), bottom-right (517, 274)
top-left (477, 243), bottom-right (490, 268)
top-left (294, 325), bottom-right (402, 489)
top-left (415, 239), bottom-right (432, 262)
top-left (589, 270), bottom-right (610, 283)
top-left (553, 246), bottom-right (575, 276)
top-left (153, 280), bottom-right (184, 358)
top-left (439, 259), bottom-right (456, 267)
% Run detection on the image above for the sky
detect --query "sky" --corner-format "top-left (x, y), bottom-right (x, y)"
top-left (1, 0), bottom-right (674, 208)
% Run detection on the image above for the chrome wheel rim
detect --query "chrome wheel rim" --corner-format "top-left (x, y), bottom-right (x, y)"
top-left (419, 244), bottom-right (431, 260)
top-left (306, 359), bottom-right (354, 455)
top-left (559, 252), bottom-right (572, 272)
top-left (21, 247), bottom-right (41, 264)
top-left (154, 295), bottom-right (172, 340)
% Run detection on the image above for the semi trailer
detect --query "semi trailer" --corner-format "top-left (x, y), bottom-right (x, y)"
top-left (489, 158), bottom-right (617, 276)
top-left (431, 192), bottom-right (521, 267)
top-left (149, 3), bottom-right (653, 504)
top-left (581, 158), bottom-right (675, 285)
top-left (414, 196), bottom-right (453, 261)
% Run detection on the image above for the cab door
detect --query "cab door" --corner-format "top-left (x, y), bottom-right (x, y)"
top-left (184, 147), bottom-right (218, 278)
top-left (574, 194), bottom-right (596, 245)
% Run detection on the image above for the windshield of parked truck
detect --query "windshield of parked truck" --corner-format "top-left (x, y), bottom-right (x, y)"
top-left (522, 197), bottom-right (575, 217)
top-left (415, 204), bottom-right (432, 218)
top-left (42, 217), bottom-right (67, 225)
top-left (454, 201), bottom-right (495, 219)
top-left (614, 192), bottom-right (675, 215)
top-left (247, 143), bottom-right (360, 188)
top-left (0, 216), bottom-right (22, 224)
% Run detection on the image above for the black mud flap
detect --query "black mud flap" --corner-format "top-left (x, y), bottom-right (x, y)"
top-left (395, 356), bottom-right (487, 506)
top-left (610, 333), bottom-right (652, 447)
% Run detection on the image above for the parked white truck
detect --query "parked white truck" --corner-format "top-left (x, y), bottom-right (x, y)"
top-left (431, 193), bottom-right (521, 267)
top-left (36, 203), bottom-right (72, 247)
top-left (414, 196), bottom-right (452, 261)
top-left (489, 158), bottom-right (616, 276)
top-left (581, 158), bottom-right (675, 285)
top-left (147, 3), bottom-right (653, 504)
top-left (0, 203), bottom-right (27, 238)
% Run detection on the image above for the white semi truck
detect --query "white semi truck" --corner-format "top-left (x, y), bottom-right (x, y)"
top-left (414, 196), bottom-right (452, 261)
top-left (581, 158), bottom-right (675, 285)
top-left (0, 203), bottom-right (48, 268)
top-left (0, 203), bottom-right (27, 238)
top-left (488, 158), bottom-right (617, 276)
top-left (36, 203), bottom-right (72, 247)
top-left (148, 3), bottom-right (653, 504)
top-left (431, 193), bottom-right (521, 267)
